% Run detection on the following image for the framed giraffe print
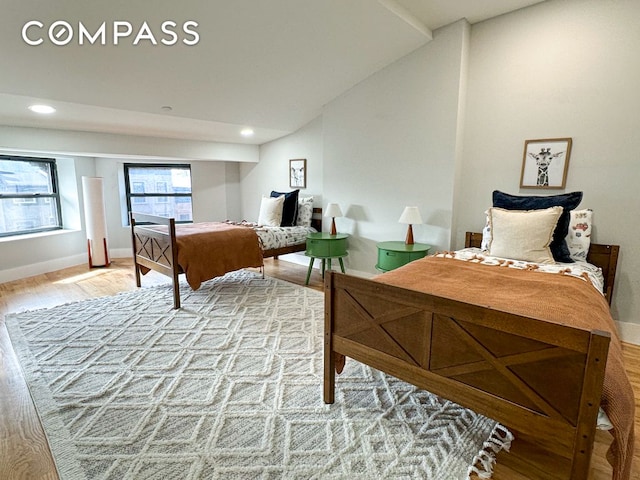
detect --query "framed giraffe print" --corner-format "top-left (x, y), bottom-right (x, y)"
top-left (520, 138), bottom-right (572, 189)
top-left (289, 158), bottom-right (306, 188)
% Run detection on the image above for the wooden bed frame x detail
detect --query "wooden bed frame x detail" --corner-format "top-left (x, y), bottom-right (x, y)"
top-left (324, 232), bottom-right (621, 480)
top-left (129, 209), bottom-right (323, 309)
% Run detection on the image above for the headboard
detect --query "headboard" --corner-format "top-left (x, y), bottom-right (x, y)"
top-left (464, 231), bottom-right (620, 305)
top-left (311, 207), bottom-right (322, 231)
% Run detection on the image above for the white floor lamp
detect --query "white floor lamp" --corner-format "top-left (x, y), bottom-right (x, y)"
top-left (82, 176), bottom-right (110, 267)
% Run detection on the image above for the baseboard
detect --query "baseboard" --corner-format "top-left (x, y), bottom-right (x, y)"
top-left (110, 248), bottom-right (132, 259)
top-left (0, 249), bottom-right (132, 284)
top-left (616, 320), bottom-right (640, 346)
top-left (0, 254), bottom-right (87, 283)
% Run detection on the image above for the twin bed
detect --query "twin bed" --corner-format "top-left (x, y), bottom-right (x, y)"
top-left (324, 232), bottom-right (633, 480)
top-left (130, 208), bottom-right (321, 308)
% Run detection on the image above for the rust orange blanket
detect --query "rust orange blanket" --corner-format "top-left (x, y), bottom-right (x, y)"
top-left (175, 222), bottom-right (263, 290)
top-left (376, 256), bottom-right (635, 480)
top-left (141, 222), bottom-right (264, 290)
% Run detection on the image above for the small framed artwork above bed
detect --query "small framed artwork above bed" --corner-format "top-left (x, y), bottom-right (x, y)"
top-left (289, 158), bottom-right (307, 188)
top-left (520, 137), bottom-right (572, 189)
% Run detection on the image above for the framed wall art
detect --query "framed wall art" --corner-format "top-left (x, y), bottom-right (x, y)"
top-left (289, 158), bottom-right (306, 188)
top-left (520, 138), bottom-right (572, 189)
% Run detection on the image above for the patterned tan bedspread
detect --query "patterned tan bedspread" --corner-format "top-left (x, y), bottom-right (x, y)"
top-left (376, 256), bottom-right (635, 480)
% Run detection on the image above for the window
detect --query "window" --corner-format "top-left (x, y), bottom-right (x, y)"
top-left (124, 164), bottom-right (193, 222)
top-left (0, 155), bottom-right (63, 237)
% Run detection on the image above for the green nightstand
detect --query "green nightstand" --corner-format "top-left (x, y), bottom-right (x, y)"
top-left (376, 241), bottom-right (431, 272)
top-left (305, 232), bottom-right (348, 284)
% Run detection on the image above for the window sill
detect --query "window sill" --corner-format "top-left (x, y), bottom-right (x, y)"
top-left (0, 229), bottom-right (82, 244)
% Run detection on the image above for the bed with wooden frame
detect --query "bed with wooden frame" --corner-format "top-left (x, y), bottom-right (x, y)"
top-left (130, 208), bottom-right (322, 308)
top-left (324, 232), bottom-right (630, 480)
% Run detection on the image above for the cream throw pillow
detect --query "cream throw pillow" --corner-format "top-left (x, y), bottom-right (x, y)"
top-left (257, 195), bottom-right (284, 226)
top-left (488, 206), bottom-right (563, 264)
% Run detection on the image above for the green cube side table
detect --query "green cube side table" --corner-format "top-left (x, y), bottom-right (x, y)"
top-left (376, 241), bottom-right (430, 272)
top-left (305, 232), bottom-right (348, 284)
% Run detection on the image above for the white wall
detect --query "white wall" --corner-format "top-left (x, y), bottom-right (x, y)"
top-left (456, 0), bottom-right (640, 333)
top-left (240, 116), bottom-right (324, 221)
top-left (239, 1), bottom-right (640, 339)
top-left (239, 20), bottom-right (470, 276)
top-left (322, 20), bottom-right (470, 273)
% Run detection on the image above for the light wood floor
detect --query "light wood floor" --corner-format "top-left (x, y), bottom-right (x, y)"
top-left (0, 258), bottom-right (638, 480)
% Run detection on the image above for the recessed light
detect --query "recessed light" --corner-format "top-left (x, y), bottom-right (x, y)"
top-left (28, 104), bottom-right (56, 114)
top-left (161, 105), bottom-right (173, 112)
top-left (241, 128), bottom-right (254, 137)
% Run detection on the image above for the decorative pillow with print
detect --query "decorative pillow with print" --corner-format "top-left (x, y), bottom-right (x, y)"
top-left (565, 209), bottom-right (593, 262)
top-left (296, 196), bottom-right (314, 228)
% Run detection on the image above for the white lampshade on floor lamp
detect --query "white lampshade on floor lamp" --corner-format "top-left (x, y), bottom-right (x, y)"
top-left (82, 176), bottom-right (110, 267)
top-left (399, 206), bottom-right (422, 245)
top-left (325, 203), bottom-right (343, 235)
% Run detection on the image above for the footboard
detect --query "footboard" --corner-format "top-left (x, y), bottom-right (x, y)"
top-left (129, 212), bottom-right (182, 308)
top-left (324, 271), bottom-right (610, 480)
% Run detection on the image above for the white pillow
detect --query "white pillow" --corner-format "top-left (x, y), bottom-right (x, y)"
top-left (488, 206), bottom-right (562, 264)
top-left (296, 196), bottom-right (314, 227)
top-left (565, 209), bottom-right (593, 262)
top-left (257, 195), bottom-right (284, 227)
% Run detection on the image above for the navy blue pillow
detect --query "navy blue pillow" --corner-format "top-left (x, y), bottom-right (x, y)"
top-left (492, 190), bottom-right (582, 263)
top-left (270, 190), bottom-right (299, 227)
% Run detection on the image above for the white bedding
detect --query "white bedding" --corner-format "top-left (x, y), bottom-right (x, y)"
top-left (223, 221), bottom-right (316, 251)
top-left (255, 225), bottom-right (317, 251)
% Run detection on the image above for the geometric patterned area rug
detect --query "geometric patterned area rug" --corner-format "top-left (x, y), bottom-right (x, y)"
top-left (5, 270), bottom-right (512, 480)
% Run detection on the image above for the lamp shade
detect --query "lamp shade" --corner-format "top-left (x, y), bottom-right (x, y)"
top-left (325, 203), bottom-right (343, 218)
top-left (398, 206), bottom-right (422, 225)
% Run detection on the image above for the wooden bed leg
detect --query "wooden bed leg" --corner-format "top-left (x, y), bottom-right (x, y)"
top-left (569, 332), bottom-right (610, 479)
top-left (324, 272), bottom-right (336, 404)
top-left (129, 213), bottom-right (142, 288)
top-left (172, 277), bottom-right (180, 309)
top-left (134, 263), bottom-right (142, 288)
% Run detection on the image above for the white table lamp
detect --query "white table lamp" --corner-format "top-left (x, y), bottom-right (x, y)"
top-left (398, 206), bottom-right (422, 245)
top-left (325, 203), bottom-right (343, 235)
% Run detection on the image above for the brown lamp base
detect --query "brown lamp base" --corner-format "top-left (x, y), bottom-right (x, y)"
top-left (405, 225), bottom-right (414, 245)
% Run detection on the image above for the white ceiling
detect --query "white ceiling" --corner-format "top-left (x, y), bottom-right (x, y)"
top-left (0, 0), bottom-right (544, 146)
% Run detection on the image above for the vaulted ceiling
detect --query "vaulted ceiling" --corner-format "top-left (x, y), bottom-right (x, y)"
top-left (0, 0), bottom-right (544, 145)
